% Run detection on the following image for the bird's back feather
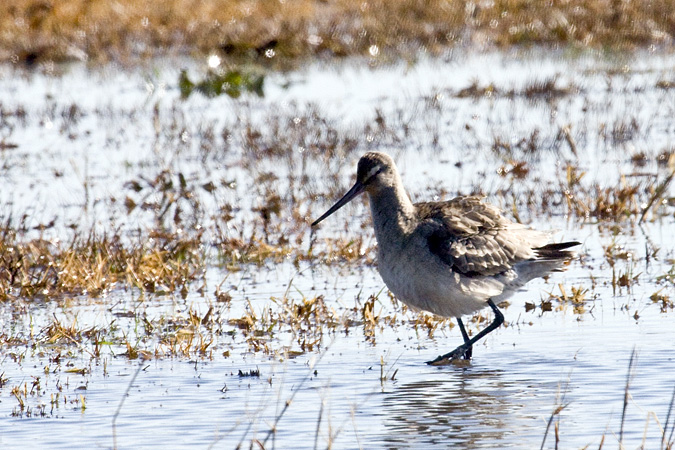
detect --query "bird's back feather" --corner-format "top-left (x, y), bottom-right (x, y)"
top-left (416, 196), bottom-right (577, 278)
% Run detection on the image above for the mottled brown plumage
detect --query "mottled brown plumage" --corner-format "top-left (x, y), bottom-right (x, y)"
top-left (417, 197), bottom-right (577, 277)
top-left (312, 151), bottom-right (580, 365)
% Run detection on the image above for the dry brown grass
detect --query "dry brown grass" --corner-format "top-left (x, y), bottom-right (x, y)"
top-left (1, 0), bottom-right (673, 65)
top-left (0, 228), bottom-right (203, 301)
top-left (0, 223), bottom-right (380, 301)
top-left (2, 106), bottom-right (670, 301)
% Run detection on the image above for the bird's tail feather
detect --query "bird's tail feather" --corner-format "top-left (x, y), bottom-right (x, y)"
top-left (534, 241), bottom-right (580, 259)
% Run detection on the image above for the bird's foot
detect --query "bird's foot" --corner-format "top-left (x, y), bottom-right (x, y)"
top-left (426, 344), bottom-right (472, 366)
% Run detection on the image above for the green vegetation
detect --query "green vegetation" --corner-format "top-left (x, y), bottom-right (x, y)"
top-left (178, 69), bottom-right (265, 98)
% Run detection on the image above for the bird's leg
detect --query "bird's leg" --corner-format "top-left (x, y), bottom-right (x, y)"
top-left (456, 318), bottom-right (472, 360)
top-left (426, 299), bottom-right (504, 365)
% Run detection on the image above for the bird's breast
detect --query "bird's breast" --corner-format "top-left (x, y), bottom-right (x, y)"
top-left (374, 230), bottom-right (503, 318)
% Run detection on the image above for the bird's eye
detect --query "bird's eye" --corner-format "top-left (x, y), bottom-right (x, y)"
top-left (363, 165), bottom-right (383, 183)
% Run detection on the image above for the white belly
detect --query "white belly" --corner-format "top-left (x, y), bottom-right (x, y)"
top-left (376, 235), bottom-right (504, 318)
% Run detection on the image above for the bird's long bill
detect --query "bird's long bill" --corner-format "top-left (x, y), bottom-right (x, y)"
top-left (311, 181), bottom-right (365, 226)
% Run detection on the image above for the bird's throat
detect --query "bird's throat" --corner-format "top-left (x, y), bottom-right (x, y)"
top-left (368, 184), bottom-right (417, 243)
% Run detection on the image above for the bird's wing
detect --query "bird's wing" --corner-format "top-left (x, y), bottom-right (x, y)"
top-left (416, 196), bottom-right (547, 277)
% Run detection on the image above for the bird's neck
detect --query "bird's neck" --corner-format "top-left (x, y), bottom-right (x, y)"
top-left (368, 183), bottom-right (417, 241)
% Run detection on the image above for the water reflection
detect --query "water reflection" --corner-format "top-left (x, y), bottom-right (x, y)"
top-left (381, 366), bottom-right (539, 449)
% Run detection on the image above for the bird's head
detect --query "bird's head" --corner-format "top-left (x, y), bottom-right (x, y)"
top-left (311, 151), bottom-right (397, 226)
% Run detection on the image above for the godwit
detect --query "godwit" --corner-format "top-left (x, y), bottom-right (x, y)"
top-left (312, 152), bottom-right (579, 365)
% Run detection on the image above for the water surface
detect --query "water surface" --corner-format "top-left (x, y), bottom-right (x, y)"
top-left (1, 49), bottom-right (674, 449)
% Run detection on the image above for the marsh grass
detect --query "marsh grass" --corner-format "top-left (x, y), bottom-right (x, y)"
top-left (0, 53), bottom-right (673, 448)
top-left (0, 227), bottom-right (203, 301)
top-left (2, 73), bottom-right (673, 306)
top-left (457, 77), bottom-right (576, 102)
top-left (0, 256), bottom-right (454, 368)
top-left (1, 15), bottom-right (675, 447)
top-left (536, 350), bottom-right (675, 450)
top-left (2, 0), bottom-right (673, 66)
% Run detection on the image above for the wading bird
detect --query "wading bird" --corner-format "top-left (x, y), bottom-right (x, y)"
top-left (312, 152), bottom-right (579, 365)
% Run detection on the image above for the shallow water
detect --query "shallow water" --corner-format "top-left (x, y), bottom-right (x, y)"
top-left (1, 49), bottom-right (675, 449)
